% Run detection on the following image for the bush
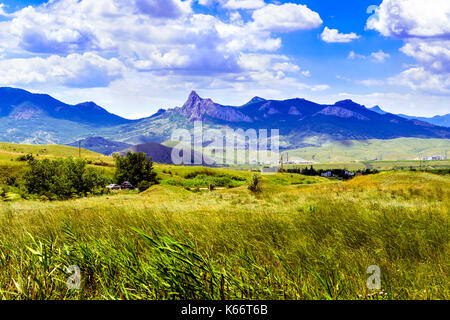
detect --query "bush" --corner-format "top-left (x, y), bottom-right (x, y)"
top-left (16, 154), bottom-right (35, 162)
top-left (113, 152), bottom-right (158, 187)
top-left (248, 173), bottom-right (262, 193)
top-left (24, 158), bottom-right (110, 200)
top-left (5, 176), bottom-right (17, 187)
top-left (137, 180), bottom-right (153, 192)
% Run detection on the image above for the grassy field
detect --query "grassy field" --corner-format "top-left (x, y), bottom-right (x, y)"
top-left (0, 143), bottom-right (448, 300)
top-left (287, 138), bottom-right (450, 162)
top-left (281, 159), bottom-right (450, 171)
top-left (0, 171), bottom-right (448, 300)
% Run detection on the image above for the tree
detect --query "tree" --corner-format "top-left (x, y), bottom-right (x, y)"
top-left (24, 158), bottom-right (109, 199)
top-left (113, 152), bottom-right (158, 187)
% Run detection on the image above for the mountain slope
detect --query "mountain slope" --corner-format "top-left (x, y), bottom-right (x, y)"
top-left (1, 88), bottom-right (450, 148)
top-left (398, 114), bottom-right (450, 128)
top-left (112, 92), bottom-right (450, 148)
top-left (369, 105), bottom-right (450, 127)
top-left (119, 142), bottom-right (213, 164)
top-left (0, 87), bottom-right (133, 126)
top-left (67, 137), bottom-right (132, 156)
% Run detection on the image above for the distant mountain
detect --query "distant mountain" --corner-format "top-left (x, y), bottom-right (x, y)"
top-left (119, 142), bottom-right (212, 164)
top-left (397, 114), bottom-right (450, 128)
top-left (368, 105), bottom-right (387, 115)
top-left (67, 137), bottom-right (132, 156)
top-left (1, 87), bottom-right (449, 149)
top-left (0, 87), bottom-right (133, 126)
top-left (369, 105), bottom-right (450, 127)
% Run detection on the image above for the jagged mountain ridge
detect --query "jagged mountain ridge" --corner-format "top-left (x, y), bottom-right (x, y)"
top-left (1, 87), bottom-right (449, 147)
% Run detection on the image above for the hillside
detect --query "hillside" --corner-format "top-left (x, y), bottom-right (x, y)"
top-left (120, 142), bottom-right (214, 165)
top-left (67, 137), bottom-right (132, 156)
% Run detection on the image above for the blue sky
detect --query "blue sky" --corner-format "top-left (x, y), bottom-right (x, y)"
top-left (0, 0), bottom-right (448, 118)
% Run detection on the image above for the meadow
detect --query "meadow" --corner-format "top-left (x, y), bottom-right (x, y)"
top-left (0, 143), bottom-right (448, 300)
top-left (287, 138), bottom-right (450, 163)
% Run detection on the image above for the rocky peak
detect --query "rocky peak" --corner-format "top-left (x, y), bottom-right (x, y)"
top-left (180, 90), bottom-right (252, 123)
top-left (183, 90), bottom-right (202, 107)
top-left (334, 99), bottom-right (364, 109)
top-left (247, 96), bottom-right (266, 105)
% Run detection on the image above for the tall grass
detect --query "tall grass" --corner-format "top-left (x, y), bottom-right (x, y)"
top-left (0, 171), bottom-right (448, 300)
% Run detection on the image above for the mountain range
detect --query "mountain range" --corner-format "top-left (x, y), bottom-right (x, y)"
top-left (369, 106), bottom-right (450, 127)
top-left (0, 87), bottom-right (449, 153)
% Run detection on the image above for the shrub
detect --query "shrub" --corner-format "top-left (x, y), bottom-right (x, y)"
top-left (137, 180), bottom-right (153, 192)
top-left (16, 154), bottom-right (34, 162)
top-left (5, 176), bottom-right (17, 187)
top-left (248, 173), bottom-right (262, 193)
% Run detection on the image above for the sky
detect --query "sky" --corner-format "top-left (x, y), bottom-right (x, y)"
top-left (0, 0), bottom-right (448, 118)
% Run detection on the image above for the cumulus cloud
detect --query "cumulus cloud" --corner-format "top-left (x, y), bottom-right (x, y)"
top-left (366, 0), bottom-right (450, 38)
top-left (130, 0), bottom-right (191, 18)
top-left (366, 0), bottom-right (450, 94)
top-left (0, 0), bottom-right (326, 96)
top-left (0, 53), bottom-right (124, 87)
top-left (388, 67), bottom-right (450, 94)
top-left (400, 40), bottom-right (450, 73)
top-left (197, 0), bottom-right (265, 10)
top-left (320, 27), bottom-right (360, 43)
top-left (251, 3), bottom-right (322, 32)
top-left (223, 0), bottom-right (266, 10)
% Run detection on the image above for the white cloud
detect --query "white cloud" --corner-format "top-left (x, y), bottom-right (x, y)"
top-left (0, 3), bottom-right (10, 17)
top-left (337, 75), bottom-right (385, 87)
top-left (370, 50), bottom-right (390, 62)
top-left (0, 0), bottom-right (328, 116)
top-left (366, 1), bottom-right (450, 94)
top-left (366, 0), bottom-right (450, 38)
top-left (388, 67), bottom-right (450, 94)
top-left (0, 0), bottom-right (287, 77)
top-left (0, 53), bottom-right (124, 88)
top-left (223, 0), bottom-right (266, 10)
top-left (358, 79), bottom-right (385, 86)
top-left (400, 40), bottom-right (450, 73)
top-left (348, 50), bottom-right (390, 62)
top-left (251, 3), bottom-right (322, 32)
top-left (321, 27), bottom-right (360, 43)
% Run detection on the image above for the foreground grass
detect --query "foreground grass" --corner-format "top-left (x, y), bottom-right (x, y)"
top-left (0, 171), bottom-right (448, 300)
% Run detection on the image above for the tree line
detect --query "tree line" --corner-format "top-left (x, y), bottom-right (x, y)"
top-left (2, 152), bottom-right (158, 200)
